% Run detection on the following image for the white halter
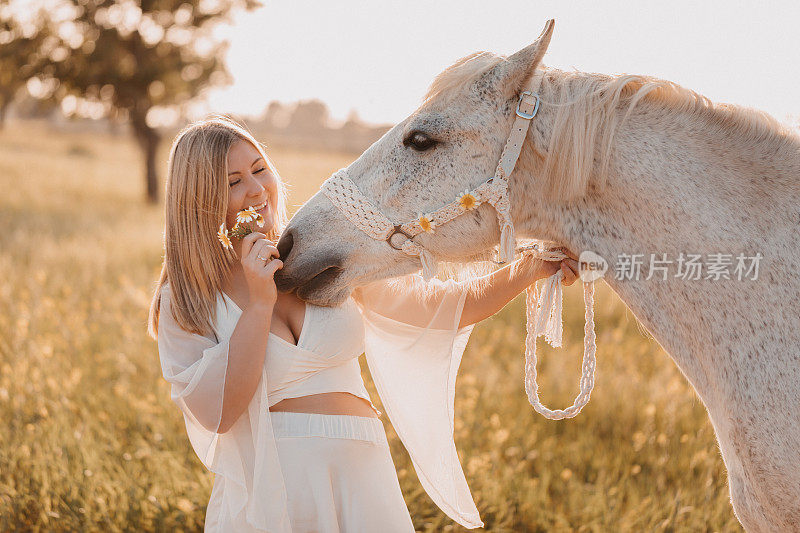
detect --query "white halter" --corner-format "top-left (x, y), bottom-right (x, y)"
top-left (321, 67), bottom-right (598, 420)
top-left (322, 68), bottom-right (546, 281)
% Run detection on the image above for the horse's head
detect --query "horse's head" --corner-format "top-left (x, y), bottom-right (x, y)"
top-left (275, 20), bottom-right (555, 305)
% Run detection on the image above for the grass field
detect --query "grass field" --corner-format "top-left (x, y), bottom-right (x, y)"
top-left (0, 121), bottom-right (743, 532)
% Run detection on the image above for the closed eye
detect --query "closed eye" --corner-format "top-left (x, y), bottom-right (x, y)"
top-left (231, 167), bottom-right (267, 185)
top-left (403, 131), bottom-right (439, 152)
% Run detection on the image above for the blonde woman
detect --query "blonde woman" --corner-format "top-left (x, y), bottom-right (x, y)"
top-left (147, 115), bottom-right (578, 532)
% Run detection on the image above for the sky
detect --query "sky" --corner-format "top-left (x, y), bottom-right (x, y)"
top-left (206, 0), bottom-right (800, 127)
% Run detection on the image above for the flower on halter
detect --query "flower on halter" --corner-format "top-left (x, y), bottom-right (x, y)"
top-left (417, 212), bottom-right (436, 233)
top-left (458, 189), bottom-right (477, 211)
top-left (217, 223), bottom-right (233, 250)
top-left (236, 206), bottom-right (259, 224)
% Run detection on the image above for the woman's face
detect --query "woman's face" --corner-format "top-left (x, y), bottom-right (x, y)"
top-left (225, 139), bottom-right (278, 234)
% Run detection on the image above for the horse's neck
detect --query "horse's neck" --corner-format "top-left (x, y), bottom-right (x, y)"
top-left (518, 100), bottom-right (800, 410)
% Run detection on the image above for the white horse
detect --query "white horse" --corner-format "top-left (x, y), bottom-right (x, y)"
top-left (274, 20), bottom-right (800, 531)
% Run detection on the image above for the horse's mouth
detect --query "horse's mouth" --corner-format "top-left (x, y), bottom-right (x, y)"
top-left (293, 266), bottom-right (350, 306)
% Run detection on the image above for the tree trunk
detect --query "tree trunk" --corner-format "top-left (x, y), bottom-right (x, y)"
top-left (130, 109), bottom-right (160, 204)
top-left (0, 100), bottom-right (9, 130)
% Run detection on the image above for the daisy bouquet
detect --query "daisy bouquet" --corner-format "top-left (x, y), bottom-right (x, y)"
top-left (217, 206), bottom-right (266, 251)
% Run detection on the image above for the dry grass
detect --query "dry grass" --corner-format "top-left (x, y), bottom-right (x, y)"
top-left (0, 121), bottom-right (742, 532)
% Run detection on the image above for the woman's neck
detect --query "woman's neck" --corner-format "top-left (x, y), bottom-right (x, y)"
top-left (222, 261), bottom-right (244, 294)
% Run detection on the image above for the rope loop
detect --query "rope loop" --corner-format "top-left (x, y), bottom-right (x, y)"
top-left (520, 246), bottom-right (597, 420)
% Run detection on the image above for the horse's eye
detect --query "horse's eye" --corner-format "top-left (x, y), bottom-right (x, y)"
top-left (403, 131), bottom-right (438, 152)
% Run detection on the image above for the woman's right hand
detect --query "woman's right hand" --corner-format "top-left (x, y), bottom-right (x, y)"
top-left (240, 232), bottom-right (283, 308)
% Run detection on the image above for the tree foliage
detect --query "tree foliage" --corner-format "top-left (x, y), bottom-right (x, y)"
top-left (39, 0), bottom-right (260, 203)
top-left (0, 4), bottom-right (52, 127)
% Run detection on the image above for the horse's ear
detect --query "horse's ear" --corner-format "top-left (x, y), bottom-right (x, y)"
top-left (481, 19), bottom-right (554, 98)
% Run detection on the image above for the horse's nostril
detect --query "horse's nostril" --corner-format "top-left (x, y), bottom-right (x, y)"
top-left (277, 229), bottom-right (294, 261)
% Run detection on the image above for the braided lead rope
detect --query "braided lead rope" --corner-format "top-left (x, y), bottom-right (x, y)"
top-left (521, 247), bottom-right (597, 420)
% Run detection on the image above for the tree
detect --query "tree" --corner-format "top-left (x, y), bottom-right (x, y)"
top-left (287, 99), bottom-right (329, 134)
top-left (40, 0), bottom-right (260, 204)
top-left (262, 100), bottom-right (289, 131)
top-left (0, 3), bottom-right (52, 128)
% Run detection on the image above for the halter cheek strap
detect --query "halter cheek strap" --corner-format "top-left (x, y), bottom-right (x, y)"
top-left (489, 74), bottom-right (545, 267)
top-left (321, 67), bottom-right (547, 281)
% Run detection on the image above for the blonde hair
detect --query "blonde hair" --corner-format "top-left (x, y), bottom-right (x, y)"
top-left (147, 115), bottom-right (290, 339)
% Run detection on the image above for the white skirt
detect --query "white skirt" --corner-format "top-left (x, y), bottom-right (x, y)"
top-left (271, 411), bottom-right (415, 533)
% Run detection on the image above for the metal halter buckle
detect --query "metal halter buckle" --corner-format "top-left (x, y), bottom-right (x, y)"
top-left (516, 90), bottom-right (541, 120)
top-left (386, 225), bottom-right (412, 250)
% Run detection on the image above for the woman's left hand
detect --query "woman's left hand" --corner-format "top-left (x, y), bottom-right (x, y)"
top-left (545, 258), bottom-right (580, 286)
top-left (521, 248), bottom-right (581, 286)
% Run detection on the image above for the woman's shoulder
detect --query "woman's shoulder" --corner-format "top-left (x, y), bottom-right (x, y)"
top-left (159, 282), bottom-right (179, 312)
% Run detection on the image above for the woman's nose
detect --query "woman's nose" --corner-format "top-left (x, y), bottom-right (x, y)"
top-left (246, 174), bottom-right (265, 195)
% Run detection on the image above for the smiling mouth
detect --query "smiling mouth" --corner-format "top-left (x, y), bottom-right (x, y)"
top-left (247, 199), bottom-right (268, 212)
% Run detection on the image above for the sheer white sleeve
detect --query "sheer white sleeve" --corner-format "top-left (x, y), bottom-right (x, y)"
top-left (157, 285), bottom-right (290, 532)
top-left (352, 273), bottom-right (483, 529)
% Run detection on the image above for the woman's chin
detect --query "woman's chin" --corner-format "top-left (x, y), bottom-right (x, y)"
top-left (262, 213), bottom-right (278, 238)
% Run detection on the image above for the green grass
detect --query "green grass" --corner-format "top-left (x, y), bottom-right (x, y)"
top-left (0, 121), bottom-right (742, 532)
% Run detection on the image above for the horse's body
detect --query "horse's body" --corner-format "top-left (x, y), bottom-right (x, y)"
top-left (275, 20), bottom-right (800, 531)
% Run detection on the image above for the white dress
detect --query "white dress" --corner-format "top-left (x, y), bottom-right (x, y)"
top-left (156, 273), bottom-right (483, 532)
top-left (268, 410), bottom-right (414, 532)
